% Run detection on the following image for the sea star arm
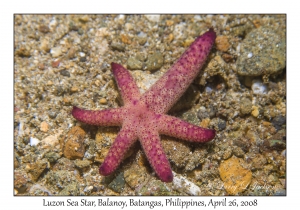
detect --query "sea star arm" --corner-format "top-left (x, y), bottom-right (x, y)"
top-left (158, 114), bottom-right (216, 143)
top-left (141, 29), bottom-right (216, 114)
top-left (99, 125), bottom-right (138, 175)
top-left (138, 127), bottom-right (173, 182)
top-left (111, 62), bottom-right (141, 105)
top-left (72, 106), bottom-right (124, 126)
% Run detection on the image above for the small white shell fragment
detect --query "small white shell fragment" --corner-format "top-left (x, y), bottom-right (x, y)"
top-left (30, 137), bottom-right (40, 146)
top-left (50, 47), bottom-right (62, 58)
top-left (172, 172), bottom-right (201, 195)
top-left (251, 79), bottom-right (268, 95)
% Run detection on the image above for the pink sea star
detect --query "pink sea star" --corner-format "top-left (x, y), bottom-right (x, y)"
top-left (72, 28), bottom-right (216, 182)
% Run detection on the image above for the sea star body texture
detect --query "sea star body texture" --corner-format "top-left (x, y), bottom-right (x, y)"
top-left (72, 28), bottom-right (216, 182)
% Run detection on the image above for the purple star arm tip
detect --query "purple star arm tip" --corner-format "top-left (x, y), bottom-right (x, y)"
top-left (99, 125), bottom-right (137, 176)
top-left (111, 63), bottom-right (141, 105)
top-left (72, 106), bottom-right (124, 126)
top-left (158, 115), bottom-right (216, 142)
top-left (139, 127), bottom-right (173, 182)
top-left (142, 29), bottom-right (216, 114)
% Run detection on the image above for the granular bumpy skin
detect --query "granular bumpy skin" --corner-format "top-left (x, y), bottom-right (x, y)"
top-left (72, 29), bottom-right (216, 182)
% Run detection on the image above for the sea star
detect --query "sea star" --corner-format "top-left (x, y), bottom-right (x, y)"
top-left (72, 28), bottom-right (216, 182)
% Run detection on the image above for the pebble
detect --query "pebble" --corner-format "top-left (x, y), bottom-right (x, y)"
top-left (232, 147), bottom-right (245, 158)
top-left (236, 27), bottom-right (286, 77)
top-left (198, 113), bottom-right (211, 127)
top-left (108, 172), bottom-right (125, 193)
top-left (215, 35), bottom-right (230, 52)
top-left (69, 22), bottom-right (79, 31)
top-left (243, 77), bottom-right (253, 88)
top-left (183, 37), bottom-right (194, 47)
top-left (166, 20), bottom-right (174, 26)
top-left (26, 159), bottom-right (49, 181)
top-left (47, 80), bottom-right (53, 86)
top-left (180, 110), bottom-right (200, 126)
top-left (74, 159), bottom-right (91, 169)
top-left (63, 97), bottom-right (71, 105)
top-left (217, 119), bottom-right (226, 131)
top-left (63, 126), bottom-right (86, 159)
top-left (219, 156), bottom-right (252, 195)
top-left (60, 70), bottom-right (70, 77)
top-left (127, 57), bottom-right (143, 70)
top-left (15, 46), bottom-right (31, 57)
top-left (110, 42), bottom-right (125, 51)
top-left (40, 121), bottom-right (49, 132)
top-left (221, 53), bottom-right (234, 63)
top-left (145, 52), bottom-right (164, 71)
top-left (14, 169), bottom-right (31, 192)
top-left (52, 59), bottom-right (61, 68)
top-left (40, 39), bottom-right (50, 53)
top-left (167, 33), bottom-right (174, 43)
top-left (271, 115), bottom-right (286, 130)
top-left (39, 25), bottom-right (50, 33)
top-left (131, 70), bottom-right (159, 94)
top-left (48, 110), bottom-right (57, 119)
top-left (197, 106), bottom-right (209, 120)
top-left (71, 86), bottom-right (79, 93)
top-left (137, 32), bottom-right (147, 45)
top-left (207, 104), bottom-right (217, 118)
top-left (40, 133), bottom-right (60, 148)
top-left (79, 15), bottom-right (89, 22)
top-left (121, 34), bottom-right (131, 44)
top-left (44, 151), bottom-right (61, 163)
top-left (125, 23), bottom-right (133, 31)
top-left (240, 98), bottom-right (252, 115)
top-left (79, 57), bottom-right (87, 62)
top-left (99, 98), bottom-right (107, 104)
top-left (251, 106), bottom-right (259, 117)
top-left (67, 47), bottom-right (76, 59)
top-left (38, 62), bottom-right (45, 70)
top-left (94, 79), bottom-right (101, 87)
top-left (50, 47), bottom-right (62, 58)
